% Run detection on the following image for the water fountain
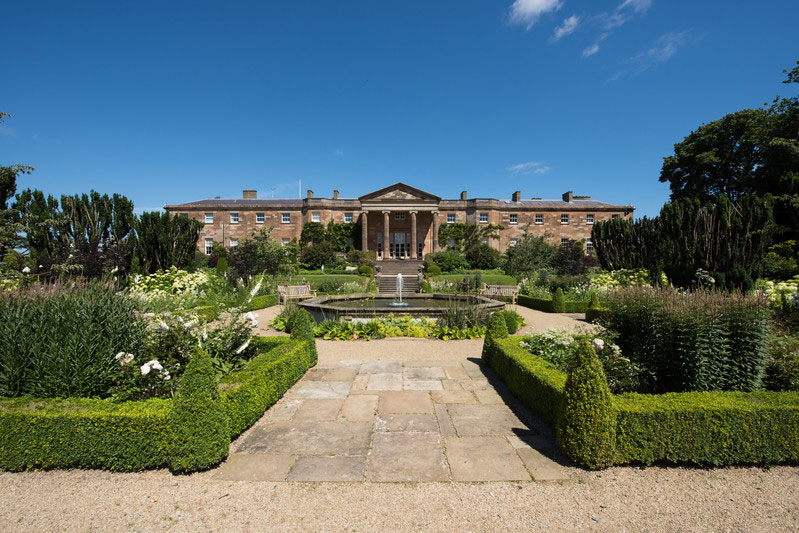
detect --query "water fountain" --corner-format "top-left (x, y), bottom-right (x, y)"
top-left (388, 273), bottom-right (409, 307)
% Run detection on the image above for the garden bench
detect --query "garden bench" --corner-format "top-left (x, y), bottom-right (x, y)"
top-left (480, 284), bottom-right (519, 305)
top-left (277, 284), bottom-right (317, 304)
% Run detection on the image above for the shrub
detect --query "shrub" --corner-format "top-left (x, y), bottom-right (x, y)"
top-left (599, 287), bottom-right (770, 393)
top-left (221, 338), bottom-right (317, 438)
top-left (215, 256), bottom-right (228, 275)
top-left (517, 294), bottom-right (589, 314)
top-left (551, 288), bottom-right (566, 313)
top-left (300, 242), bottom-right (336, 270)
top-left (465, 244), bottom-right (501, 270)
top-left (588, 292), bottom-right (600, 309)
top-left (426, 264), bottom-right (441, 276)
top-left (763, 333), bottom-right (799, 391)
top-left (358, 265), bottom-right (373, 277)
top-left (247, 294), bottom-right (278, 311)
top-left (427, 250), bottom-right (469, 272)
top-left (347, 249), bottom-right (376, 268)
top-left (485, 311), bottom-right (509, 344)
top-left (0, 397), bottom-right (171, 471)
top-left (0, 281), bottom-right (150, 398)
top-left (169, 350), bottom-right (230, 473)
top-left (552, 240), bottom-right (586, 276)
top-left (557, 340), bottom-right (616, 469)
top-left (504, 234), bottom-right (556, 279)
top-left (500, 310), bottom-right (524, 334)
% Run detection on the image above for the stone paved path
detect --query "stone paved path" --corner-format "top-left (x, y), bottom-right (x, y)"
top-left (215, 338), bottom-right (571, 482)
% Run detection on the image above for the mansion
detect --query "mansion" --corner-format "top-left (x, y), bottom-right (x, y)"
top-left (165, 183), bottom-right (634, 259)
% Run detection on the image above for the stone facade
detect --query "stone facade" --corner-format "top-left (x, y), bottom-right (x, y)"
top-left (164, 183), bottom-right (634, 258)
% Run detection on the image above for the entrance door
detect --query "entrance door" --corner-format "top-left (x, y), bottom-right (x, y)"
top-left (393, 233), bottom-right (406, 259)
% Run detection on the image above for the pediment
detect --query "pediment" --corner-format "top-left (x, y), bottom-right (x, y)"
top-left (359, 182), bottom-right (441, 203)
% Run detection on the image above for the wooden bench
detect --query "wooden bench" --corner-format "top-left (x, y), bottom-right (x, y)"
top-left (277, 284), bottom-right (317, 304)
top-left (480, 284), bottom-right (519, 305)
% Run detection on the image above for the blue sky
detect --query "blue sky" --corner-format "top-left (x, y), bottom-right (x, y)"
top-left (1, 1), bottom-right (797, 217)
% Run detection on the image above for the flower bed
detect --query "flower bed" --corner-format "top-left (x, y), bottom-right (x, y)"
top-left (482, 335), bottom-right (799, 468)
top-left (0, 336), bottom-right (315, 473)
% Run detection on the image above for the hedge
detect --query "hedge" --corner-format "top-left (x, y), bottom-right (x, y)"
top-left (288, 274), bottom-right (367, 288)
top-left (432, 273), bottom-right (517, 286)
top-left (247, 294), bottom-right (278, 311)
top-left (0, 337), bottom-right (315, 473)
top-left (483, 335), bottom-right (799, 467)
top-left (518, 294), bottom-right (589, 313)
top-left (0, 397), bottom-right (171, 471)
top-left (220, 338), bottom-right (317, 438)
top-left (585, 307), bottom-right (610, 323)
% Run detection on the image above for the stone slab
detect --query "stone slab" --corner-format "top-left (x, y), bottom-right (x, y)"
top-left (516, 447), bottom-right (570, 482)
top-left (458, 378), bottom-right (490, 391)
top-left (263, 398), bottom-right (303, 422)
top-left (448, 404), bottom-right (529, 436)
top-left (434, 404), bottom-right (456, 438)
top-left (443, 366), bottom-right (469, 380)
top-left (292, 399), bottom-right (344, 421)
top-left (431, 390), bottom-right (478, 405)
top-left (291, 381), bottom-right (351, 399)
top-left (286, 455), bottom-right (366, 482)
top-left (403, 361), bottom-right (463, 368)
top-left (239, 421), bottom-right (372, 456)
top-left (360, 360), bottom-right (402, 374)
top-left (339, 395), bottom-right (379, 422)
top-left (214, 453), bottom-right (296, 481)
top-left (474, 388), bottom-right (504, 405)
top-left (441, 379), bottom-right (464, 391)
top-left (322, 367), bottom-right (359, 382)
top-left (403, 380), bottom-right (443, 391)
top-left (351, 374), bottom-right (369, 391)
top-left (378, 391), bottom-right (434, 414)
top-left (461, 360), bottom-right (486, 379)
top-left (317, 360), bottom-right (362, 369)
top-left (366, 373), bottom-right (403, 391)
top-left (375, 414), bottom-right (438, 432)
top-left (403, 367), bottom-right (446, 380)
top-left (303, 368), bottom-right (328, 381)
top-left (366, 432), bottom-right (450, 482)
top-left (445, 436), bottom-right (531, 482)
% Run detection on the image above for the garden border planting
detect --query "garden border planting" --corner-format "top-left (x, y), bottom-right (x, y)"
top-left (0, 336), bottom-right (314, 473)
top-left (518, 294), bottom-right (589, 314)
top-left (483, 336), bottom-right (799, 467)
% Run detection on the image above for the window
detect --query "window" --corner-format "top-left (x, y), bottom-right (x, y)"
top-left (204, 213), bottom-right (213, 224)
top-left (312, 212), bottom-right (321, 222)
top-left (230, 212), bottom-right (239, 224)
top-left (510, 239), bottom-right (518, 247)
top-left (256, 213), bottom-right (265, 224)
top-left (281, 212), bottom-right (290, 223)
top-left (179, 212), bottom-right (188, 217)
top-left (447, 239), bottom-right (456, 249)
top-left (344, 212), bottom-right (353, 223)
top-left (281, 238), bottom-right (290, 245)
top-left (509, 214), bottom-right (518, 225)
top-left (204, 238), bottom-right (213, 255)
top-left (561, 214), bottom-right (569, 225)
top-left (612, 214), bottom-right (621, 220)
top-left (587, 214), bottom-right (595, 225)
top-left (535, 214), bottom-right (543, 225)
top-left (229, 238), bottom-right (238, 248)
top-left (447, 213), bottom-right (456, 224)
top-left (395, 213), bottom-right (405, 221)
top-left (479, 212), bottom-right (488, 223)
top-left (481, 237), bottom-right (488, 245)
top-left (561, 238), bottom-right (570, 247)
top-left (586, 239), bottom-right (594, 254)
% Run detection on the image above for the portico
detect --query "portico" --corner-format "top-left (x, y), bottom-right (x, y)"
top-left (358, 183), bottom-right (442, 260)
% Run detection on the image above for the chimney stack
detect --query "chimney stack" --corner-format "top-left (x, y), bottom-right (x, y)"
top-left (562, 191), bottom-right (573, 202)
top-left (460, 191), bottom-right (467, 200)
top-left (512, 191), bottom-right (521, 202)
top-left (333, 189), bottom-right (340, 199)
top-left (242, 189), bottom-right (257, 199)
top-left (307, 189), bottom-right (314, 199)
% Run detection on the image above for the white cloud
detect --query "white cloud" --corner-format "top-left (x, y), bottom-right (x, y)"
top-left (582, 43), bottom-right (600, 57)
top-left (631, 31), bottom-right (689, 70)
top-left (552, 15), bottom-right (580, 40)
top-left (509, 0), bottom-right (562, 29)
top-left (618, 0), bottom-right (652, 14)
top-left (506, 161), bottom-right (552, 175)
top-left (333, 149), bottom-right (344, 157)
top-left (601, 0), bottom-right (652, 29)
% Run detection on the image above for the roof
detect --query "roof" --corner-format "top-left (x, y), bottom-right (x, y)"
top-left (165, 198), bottom-right (305, 209)
top-left (498, 199), bottom-right (632, 208)
top-left (359, 182), bottom-right (441, 202)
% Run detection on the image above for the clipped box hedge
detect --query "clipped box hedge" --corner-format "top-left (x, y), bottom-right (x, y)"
top-left (0, 336), bottom-right (315, 473)
top-left (0, 397), bottom-right (171, 471)
top-left (247, 294), bottom-right (279, 311)
top-left (518, 294), bottom-right (589, 313)
top-left (221, 338), bottom-right (317, 438)
top-left (483, 336), bottom-right (799, 467)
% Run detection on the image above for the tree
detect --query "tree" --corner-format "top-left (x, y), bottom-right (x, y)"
top-left (227, 227), bottom-right (293, 280)
top-left (135, 211), bottom-right (203, 273)
top-left (464, 243), bottom-right (501, 270)
top-left (552, 239), bottom-right (586, 276)
top-left (0, 111), bottom-right (35, 260)
top-left (503, 233), bottom-right (556, 280)
top-left (438, 222), bottom-right (503, 254)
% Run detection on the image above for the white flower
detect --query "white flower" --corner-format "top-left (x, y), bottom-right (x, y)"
top-left (22, 266), bottom-right (31, 274)
top-left (183, 318), bottom-right (198, 330)
top-left (122, 353), bottom-right (134, 364)
top-left (146, 360), bottom-right (163, 371)
top-left (159, 321), bottom-right (169, 332)
top-left (140, 364), bottom-right (151, 375)
top-left (592, 338), bottom-right (605, 351)
top-left (244, 312), bottom-right (258, 327)
top-left (115, 351), bottom-right (126, 360)
top-left (235, 340), bottom-right (251, 354)
top-left (110, 266), bottom-right (119, 274)
top-left (163, 373), bottom-right (171, 381)
top-left (202, 328), bottom-right (208, 341)
top-left (249, 279), bottom-right (262, 299)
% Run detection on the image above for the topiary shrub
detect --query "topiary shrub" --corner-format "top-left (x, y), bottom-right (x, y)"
top-left (552, 287), bottom-right (566, 313)
top-left (289, 308), bottom-right (318, 360)
top-left (215, 256), bottom-right (228, 276)
top-left (557, 340), bottom-right (616, 469)
top-left (501, 310), bottom-right (523, 334)
top-left (358, 265), bottom-right (373, 277)
top-left (482, 311), bottom-right (509, 361)
top-left (426, 264), bottom-right (441, 276)
top-left (588, 292), bottom-right (600, 309)
top-left (169, 350), bottom-right (230, 473)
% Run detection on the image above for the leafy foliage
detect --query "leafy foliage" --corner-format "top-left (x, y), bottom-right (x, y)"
top-left (135, 211), bottom-right (202, 274)
top-left (438, 222), bottom-right (502, 254)
top-left (465, 243), bottom-right (501, 270)
top-left (551, 288), bottom-right (566, 313)
top-left (425, 250), bottom-right (469, 272)
top-left (227, 227), bottom-right (297, 281)
top-left (503, 234), bottom-right (556, 279)
top-left (551, 239), bottom-right (587, 275)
